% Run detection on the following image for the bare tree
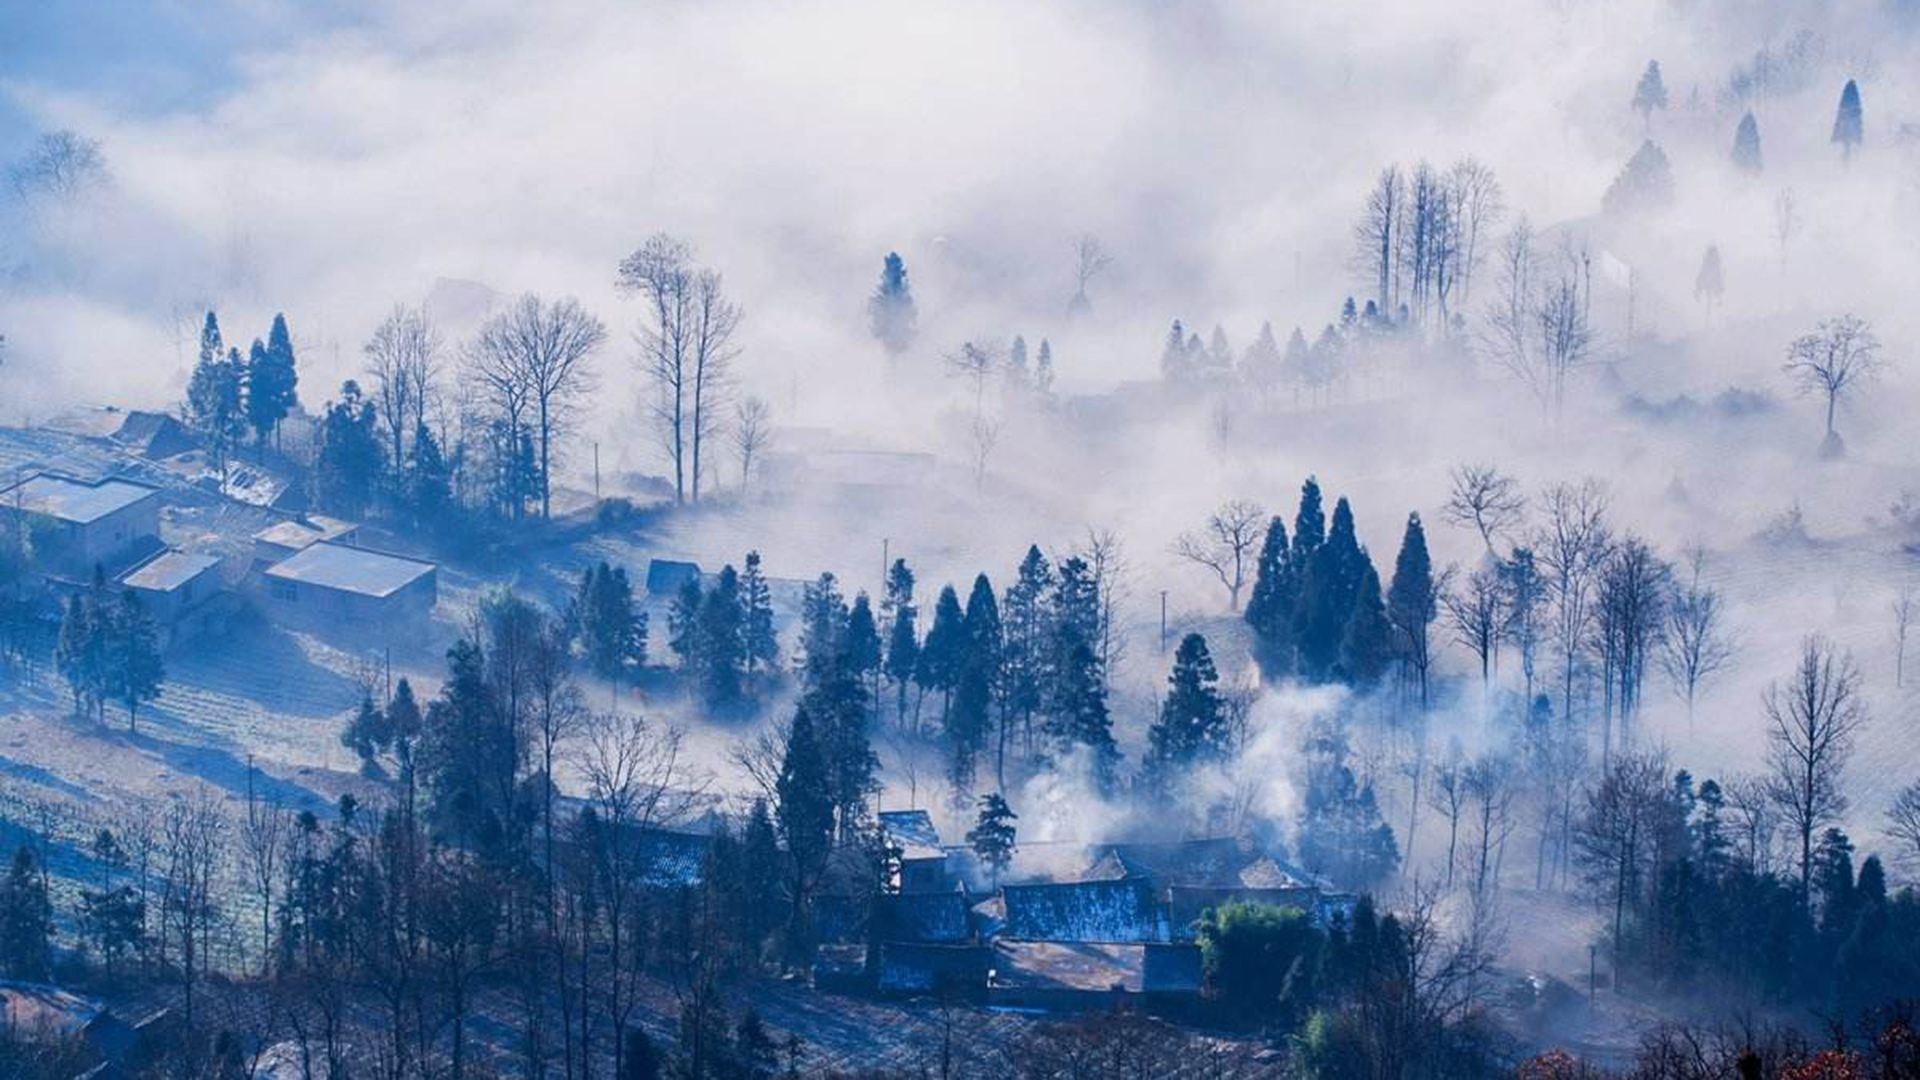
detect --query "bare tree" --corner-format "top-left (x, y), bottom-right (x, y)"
top-left (1772, 187), bottom-right (1798, 267)
top-left (1442, 463), bottom-right (1526, 552)
top-left (1464, 754), bottom-right (1517, 900)
top-left (1592, 536), bottom-right (1670, 758)
top-left (1576, 751), bottom-right (1668, 974)
top-left (1535, 479), bottom-right (1612, 726)
top-left (8, 129), bottom-right (107, 201)
top-left (365, 304), bottom-right (440, 474)
top-left (1428, 748), bottom-right (1467, 888)
top-left (619, 234), bottom-right (699, 504)
top-left (1172, 499), bottom-right (1267, 611)
top-left (1783, 314), bottom-right (1883, 452)
top-left (577, 711), bottom-right (709, 1076)
top-left (1535, 243), bottom-right (1597, 418)
top-left (732, 395), bottom-right (773, 491)
top-left (1658, 547), bottom-right (1736, 718)
top-left (965, 412), bottom-right (1001, 490)
top-left (1445, 158), bottom-right (1505, 307)
top-left (1724, 775), bottom-right (1778, 877)
top-left (471, 295), bottom-right (606, 518)
top-left (1895, 582), bottom-right (1918, 687)
top-left (159, 786), bottom-right (227, 1028)
top-left (944, 340), bottom-right (1002, 414)
top-left (240, 764), bottom-right (287, 978)
top-left (1889, 780), bottom-right (1920, 877)
top-left (1353, 166), bottom-right (1405, 312)
top-left (686, 270), bottom-right (743, 503)
top-left (1479, 223), bottom-right (1595, 418)
top-left (1443, 560), bottom-right (1509, 685)
top-left (1067, 234), bottom-right (1115, 315)
top-left (1080, 527), bottom-right (1131, 686)
top-left (1763, 634), bottom-right (1867, 899)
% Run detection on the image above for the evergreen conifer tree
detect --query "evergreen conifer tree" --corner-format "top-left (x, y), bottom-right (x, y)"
top-left (697, 565), bottom-right (746, 711)
top-left (1385, 512), bottom-right (1437, 705)
top-left (741, 551), bottom-right (778, 677)
top-left (1339, 564), bottom-right (1394, 687)
top-left (0, 845), bottom-right (52, 980)
top-left (917, 585), bottom-right (966, 725)
top-left (1731, 112), bottom-right (1763, 173)
top-left (1144, 633), bottom-right (1229, 789)
top-left (951, 574), bottom-right (1001, 793)
top-left (313, 380), bottom-right (383, 518)
top-left (966, 793), bottom-right (1018, 887)
top-left (867, 252), bottom-right (918, 356)
top-left (1632, 60), bottom-right (1668, 129)
top-left (882, 558), bottom-right (918, 726)
top-left (1244, 516), bottom-right (1295, 678)
top-left (1832, 79), bottom-right (1864, 160)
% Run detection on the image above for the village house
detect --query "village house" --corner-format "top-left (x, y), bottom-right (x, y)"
top-left (260, 540), bottom-right (437, 632)
top-left (0, 472), bottom-right (162, 576)
top-left (115, 548), bottom-right (226, 646)
top-left (249, 514), bottom-right (360, 570)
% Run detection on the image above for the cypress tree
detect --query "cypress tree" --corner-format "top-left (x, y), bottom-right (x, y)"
top-left (774, 707), bottom-right (834, 941)
top-left (1049, 640), bottom-right (1119, 791)
top-left (1385, 512), bottom-right (1437, 706)
top-left (966, 793), bottom-right (1018, 887)
top-left (0, 845), bottom-right (52, 980)
top-left (1632, 60), bottom-right (1668, 129)
top-left (917, 585), bottom-right (966, 724)
top-left (843, 592), bottom-right (882, 696)
top-left (1832, 79), bottom-right (1864, 160)
top-left (1144, 633), bottom-right (1229, 789)
top-left (1001, 546), bottom-right (1054, 745)
top-left (1034, 339), bottom-right (1055, 394)
top-left (952, 574), bottom-right (1001, 793)
top-left (697, 565), bottom-right (745, 710)
top-left (1296, 496), bottom-right (1366, 682)
top-left (1731, 112), bottom-right (1763, 173)
top-left (1339, 564), bottom-right (1394, 687)
top-left (740, 551), bottom-right (778, 677)
top-left (1244, 516), bottom-right (1295, 678)
top-left (867, 252), bottom-right (918, 356)
top-left (1293, 477), bottom-right (1326, 560)
top-left (883, 559), bottom-right (919, 726)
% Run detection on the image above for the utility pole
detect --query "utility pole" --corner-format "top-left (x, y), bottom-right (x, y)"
top-left (882, 537), bottom-right (890, 594)
top-left (593, 441), bottom-right (601, 502)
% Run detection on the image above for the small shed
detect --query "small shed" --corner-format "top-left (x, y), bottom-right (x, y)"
top-left (261, 541), bottom-right (436, 631)
top-left (112, 411), bottom-right (198, 459)
top-left (251, 514), bottom-right (360, 569)
top-left (876, 943), bottom-right (990, 998)
top-left (878, 809), bottom-right (956, 894)
top-left (645, 558), bottom-right (701, 596)
top-left (0, 472), bottom-right (162, 575)
top-left (117, 549), bottom-right (223, 625)
top-left (987, 941), bottom-right (1202, 1011)
top-left (1000, 879), bottom-right (1165, 944)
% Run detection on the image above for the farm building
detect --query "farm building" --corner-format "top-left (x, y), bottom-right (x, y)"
top-left (987, 941), bottom-right (1202, 1011)
top-left (876, 943), bottom-right (990, 998)
top-left (0, 472), bottom-right (161, 575)
top-left (111, 410), bottom-right (197, 459)
top-left (260, 540), bottom-right (436, 631)
top-left (878, 809), bottom-right (959, 894)
top-left (645, 558), bottom-right (701, 596)
top-left (1000, 879), bottom-right (1166, 943)
top-left (250, 514), bottom-right (360, 569)
top-left (116, 549), bottom-right (225, 644)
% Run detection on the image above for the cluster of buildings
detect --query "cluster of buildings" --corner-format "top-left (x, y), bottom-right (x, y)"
top-left (2, 410), bottom-right (439, 648)
top-left (816, 812), bottom-right (1356, 1013)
